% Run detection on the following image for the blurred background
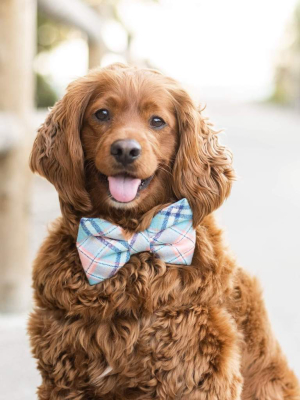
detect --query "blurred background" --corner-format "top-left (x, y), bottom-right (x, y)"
top-left (0, 0), bottom-right (300, 398)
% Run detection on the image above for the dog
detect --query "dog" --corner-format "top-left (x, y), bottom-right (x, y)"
top-left (28, 64), bottom-right (300, 399)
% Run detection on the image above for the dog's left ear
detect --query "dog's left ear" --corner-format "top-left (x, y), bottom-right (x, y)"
top-left (171, 90), bottom-right (235, 227)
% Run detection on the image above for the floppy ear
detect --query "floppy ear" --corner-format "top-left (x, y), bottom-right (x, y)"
top-left (30, 76), bottom-right (97, 214)
top-left (172, 90), bottom-right (235, 226)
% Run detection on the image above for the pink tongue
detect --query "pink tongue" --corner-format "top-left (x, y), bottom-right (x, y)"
top-left (108, 175), bottom-right (141, 203)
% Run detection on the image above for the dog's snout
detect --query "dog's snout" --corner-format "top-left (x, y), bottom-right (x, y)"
top-left (110, 139), bottom-right (141, 166)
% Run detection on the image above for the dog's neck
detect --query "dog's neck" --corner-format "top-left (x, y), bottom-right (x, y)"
top-left (104, 202), bottom-right (175, 233)
top-left (59, 197), bottom-right (179, 238)
top-left (40, 210), bottom-right (235, 316)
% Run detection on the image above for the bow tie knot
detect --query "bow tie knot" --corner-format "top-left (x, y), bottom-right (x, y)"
top-left (77, 198), bottom-right (196, 285)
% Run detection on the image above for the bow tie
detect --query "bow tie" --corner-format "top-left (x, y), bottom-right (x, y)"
top-left (76, 198), bottom-right (195, 285)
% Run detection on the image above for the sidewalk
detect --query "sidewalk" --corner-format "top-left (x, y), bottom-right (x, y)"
top-left (0, 315), bottom-right (40, 400)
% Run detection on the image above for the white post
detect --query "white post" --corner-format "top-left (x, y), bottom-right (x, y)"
top-left (0, 0), bottom-right (36, 312)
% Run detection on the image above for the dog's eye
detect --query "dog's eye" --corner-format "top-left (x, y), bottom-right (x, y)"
top-left (95, 109), bottom-right (110, 122)
top-left (150, 116), bottom-right (166, 129)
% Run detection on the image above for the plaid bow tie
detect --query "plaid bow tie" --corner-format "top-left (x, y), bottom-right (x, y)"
top-left (76, 198), bottom-right (195, 285)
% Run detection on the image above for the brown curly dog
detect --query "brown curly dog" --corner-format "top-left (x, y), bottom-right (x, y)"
top-left (28, 64), bottom-right (299, 400)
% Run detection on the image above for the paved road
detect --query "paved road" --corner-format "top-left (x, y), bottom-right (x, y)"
top-left (1, 100), bottom-right (299, 399)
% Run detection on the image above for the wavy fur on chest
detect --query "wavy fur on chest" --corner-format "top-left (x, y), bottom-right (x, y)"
top-left (29, 217), bottom-right (300, 400)
top-left (28, 216), bottom-right (245, 399)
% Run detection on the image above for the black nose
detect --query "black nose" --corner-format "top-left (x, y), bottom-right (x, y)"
top-left (110, 139), bottom-right (141, 166)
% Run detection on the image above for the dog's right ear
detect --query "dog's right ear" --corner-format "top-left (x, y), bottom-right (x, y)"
top-left (30, 76), bottom-right (97, 214)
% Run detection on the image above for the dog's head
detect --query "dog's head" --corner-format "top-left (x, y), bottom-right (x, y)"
top-left (30, 64), bottom-right (234, 228)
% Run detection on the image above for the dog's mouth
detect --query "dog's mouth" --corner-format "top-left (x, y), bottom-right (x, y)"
top-left (99, 173), bottom-right (154, 203)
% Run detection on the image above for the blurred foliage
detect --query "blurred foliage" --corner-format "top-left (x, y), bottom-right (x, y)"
top-left (271, 2), bottom-right (300, 108)
top-left (37, 12), bottom-right (70, 53)
top-left (35, 73), bottom-right (58, 108)
top-left (269, 81), bottom-right (289, 105)
top-left (35, 12), bottom-right (70, 108)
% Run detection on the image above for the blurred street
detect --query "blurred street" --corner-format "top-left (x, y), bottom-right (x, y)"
top-left (0, 99), bottom-right (299, 399)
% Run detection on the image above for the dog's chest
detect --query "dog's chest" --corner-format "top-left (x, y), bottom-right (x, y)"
top-left (79, 256), bottom-right (216, 396)
top-left (92, 300), bottom-right (209, 397)
top-left (33, 245), bottom-right (235, 398)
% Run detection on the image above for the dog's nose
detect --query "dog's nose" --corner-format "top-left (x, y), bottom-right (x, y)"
top-left (110, 139), bottom-right (141, 165)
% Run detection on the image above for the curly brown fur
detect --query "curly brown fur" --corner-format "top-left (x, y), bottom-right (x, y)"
top-left (28, 64), bottom-right (299, 400)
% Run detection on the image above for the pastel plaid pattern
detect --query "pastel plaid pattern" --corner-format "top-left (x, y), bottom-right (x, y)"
top-left (76, 198), bottom-right (195, 285)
